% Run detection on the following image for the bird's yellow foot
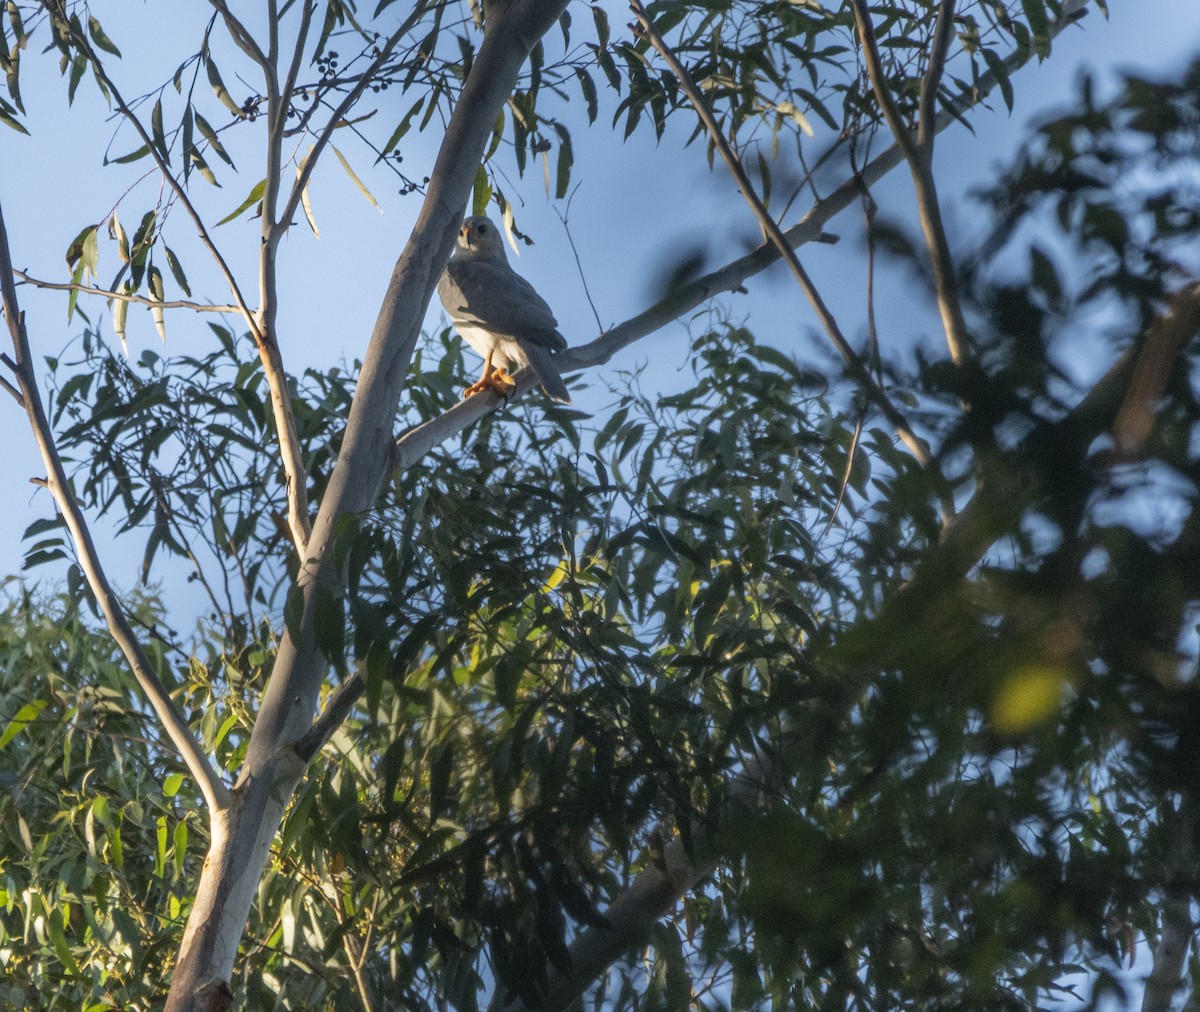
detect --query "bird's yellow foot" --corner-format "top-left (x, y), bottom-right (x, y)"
top-left (463, 366), bottom-right (517, 400)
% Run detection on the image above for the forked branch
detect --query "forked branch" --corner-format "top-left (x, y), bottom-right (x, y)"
top-left (0, 198), bottom-right (231, 813)
top-left (40, 0), bottom-right (314, 556)
top-left (630, 0), bottom-right (933, 469)
top-left (849, 0), bottom-right (971, 366)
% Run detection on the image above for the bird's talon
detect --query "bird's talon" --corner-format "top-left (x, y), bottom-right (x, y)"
top-left (463, 366), bottom-right (517, 401)
top-left (488, 367), bottom-right (517, 398)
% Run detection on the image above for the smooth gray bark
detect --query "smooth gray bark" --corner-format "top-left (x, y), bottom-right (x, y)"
top-left (165, 3), bottom-right (570, 1008)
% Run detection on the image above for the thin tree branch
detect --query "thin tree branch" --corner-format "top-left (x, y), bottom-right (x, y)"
top-left (0, 197), bottom-right (231, 814)
top-left (850, 0), bottom-right (971, 366)
top-left (918, 0), bottom-right (957, 148)
top-left (14, 270), bottom-right (241, 314)
top-left (281, 1), bottom-right (317, 119)
top-left (630, 0), bottom-right (933, 469)
top-left (40, 1), bottom-right (314, 559)
top-left (253, 0), bottom-right (313, 554)
top-left (293, 673), bottom-right (363, 764)
top-left (278, 3), bottom-right (431, 232)
top-left (0, 372), bottom-right (23, 405)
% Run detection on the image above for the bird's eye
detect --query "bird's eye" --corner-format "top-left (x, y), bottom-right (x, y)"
top-left (477, 223), bottom-right (488, 234)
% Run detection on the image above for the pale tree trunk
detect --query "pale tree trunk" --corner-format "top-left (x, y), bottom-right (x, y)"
top-left (164, 2), bottom-right (570, 1008)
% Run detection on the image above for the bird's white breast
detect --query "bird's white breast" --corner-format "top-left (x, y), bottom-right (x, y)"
top-left (455, 323), bottom-right (528, 371)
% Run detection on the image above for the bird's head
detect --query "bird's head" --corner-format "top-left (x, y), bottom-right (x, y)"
top-left (454, 215), bottom-right (506, 261)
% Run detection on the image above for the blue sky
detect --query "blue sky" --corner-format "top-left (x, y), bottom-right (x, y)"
top-left (0, 0), bottom-right (1196, 614)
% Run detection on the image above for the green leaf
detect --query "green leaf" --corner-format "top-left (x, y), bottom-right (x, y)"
top-left (155, 816), bottom-right (168, 878)
top-left (48, 914), bottom-right (80, 975)
top-left (23, 517), bottom-right (65, 539)
top-left (472, 165), bottom-right (492, 216)
top-left (173, 821), bottom-right (188, 878)
top-left (283, 584), bottom-right (306, 642)
top-left (313, 586), bottom-right (346, 673)
top-left (109, 143), bottom-right (151, 165)
top-left (206, 57), bottom-right (245, 118)
top-left (555, 130), bottom-right (573, 200)
top-left (981, 47), bottom-right (1013, 112)
top-left (65, 223), bottom-right (100, 280)
top-left (67, 52), bottom-right (86, 106)
top-left (575, 67), bottom-right (597, 124)
top-left (164, 245), bottom-right (190, 296)
top-left (147, 264), bottom-right (166, 341)
top-left (162, 772), bottom-right (184, 797)
top-left (87, 15), bottom-right (122, 58)
top-left (112, 285), bottom-right (129, 356)
top-left (1020, 0), bottom-right (1051, 57)
top-left (0, 699), bottom-right (47, 748)
top-left (216, 177), bottom-right (267, 226)
top-left (189, 148), bottom-right (220, 186)
top-left (592, 4), bottom-right (610, 49)
top-left (376, 97), bottom-right (425, 162)
top-left (151, 97), bottom-right (169, 162)
top-left (331, 145), bottom-right (381, 211)
top-left (194, 110), bottom-right (235, 167)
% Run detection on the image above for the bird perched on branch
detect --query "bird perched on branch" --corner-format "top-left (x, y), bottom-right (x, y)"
top-left (437, 215), bottom-right (572, 403)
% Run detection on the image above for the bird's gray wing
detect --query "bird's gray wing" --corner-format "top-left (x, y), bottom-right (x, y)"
top-left (440, 259), bottom-right (566, 351)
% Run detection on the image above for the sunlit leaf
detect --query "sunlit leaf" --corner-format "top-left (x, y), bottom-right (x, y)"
top-left (331, 145), bottom-right (381, 211)
top-left (216, 177), bottom-right (267, 226)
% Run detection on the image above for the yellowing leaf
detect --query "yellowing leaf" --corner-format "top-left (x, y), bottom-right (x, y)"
top-left (331, 145), bottom-right (381, 211)
top-left (991, 665), bottom-right (1067, 734)
top-left (543, 561), bottom-right (568, 591)
top-left (111, 211), bottom-right (129, 263)
top-left (148, 265), bottom-right (166, 342)
top-left (216, 178), bottom-right (267, 226)
top-left (774, 101), bottom-right (814, 137)
top-left (297, 150), bottom-right (319, 237)
top-left (112, 285), bottom-right (129, 357)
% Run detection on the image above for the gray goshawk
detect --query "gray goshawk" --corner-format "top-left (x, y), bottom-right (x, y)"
top-left (437, 215), bottom-right (571, 403)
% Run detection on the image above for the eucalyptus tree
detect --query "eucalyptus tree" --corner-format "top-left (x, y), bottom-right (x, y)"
top-left (2, 1), bottom-right (1198, 1010)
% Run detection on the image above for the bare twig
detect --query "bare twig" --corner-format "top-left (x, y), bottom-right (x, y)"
top-left (553, 191), bottom-right (604, 333)
top-left (281, 1), bottom-right (317, 119)
top-left (14, 270), bottom-right (241, 314)
top-left (278, 3), bottom-right (432, 232)
top-left (0, 372), bottom-right (22, 405)
top-left (849, 0), bottom-right (971, 366)
top-left (630, 0), bottom-right (934, 470)
top-left (0, 197), bottom-right (231, 813)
